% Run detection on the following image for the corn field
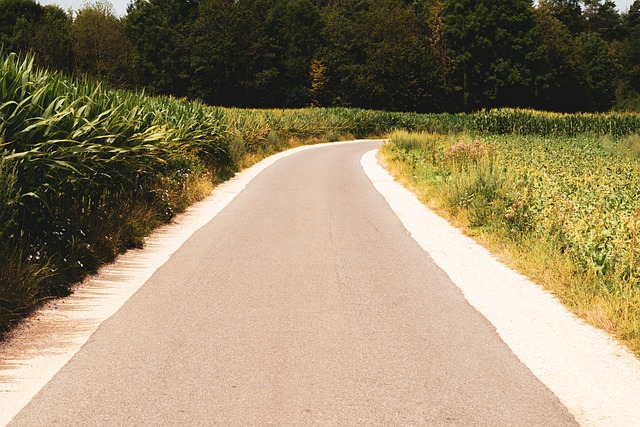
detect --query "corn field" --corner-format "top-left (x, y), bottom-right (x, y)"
top-left (2, 48), bottom-right (640, 336)
top-left (0, 51), bottom-right (395, 332)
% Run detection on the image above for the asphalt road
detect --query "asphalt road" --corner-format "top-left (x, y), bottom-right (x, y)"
top-left (9, 141), bottom-right (577, 426)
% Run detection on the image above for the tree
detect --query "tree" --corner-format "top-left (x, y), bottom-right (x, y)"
top-left (320, 0), bottom-right (370, 107)
top-left (189, 0), bottom-right (237, 105)
top-left (578, 32), bottom-right (617, 110)
top-left (546, 0), bottom-right (584, 34)
top-left (72, 0), bottom-right (134, 86)
top-left (534, 1), bottom-right (591, 111)
top-left (30, 5), bottom-right (73, 72)
top-left (0, 0), bottom-right (43, 53)
top-left (124, 0), bottom-right (199, 96)
top-left (444, 0), bottom-right (544, 110)
top-left (584, 0), bottom-right (622, 41)
top-left (628, 0), bottom-right (640, 28)
top-left (414, 0), bottom-right (459, 111)
top-left (617, 0), bottom-right (640, 106)
top-left (309, 58), bottom-right (330, 107)
top-left (322, 0), bottom-right (434, 111)
top-left (253, 0), bottom-right (323, 107)
top-left (0, 0), bottom-right (72, 72)
top-left (189, 0), bottom-right (272, 106)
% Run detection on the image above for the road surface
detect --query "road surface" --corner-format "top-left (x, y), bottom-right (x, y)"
top-left (8, 140), bottom-right (577, 425)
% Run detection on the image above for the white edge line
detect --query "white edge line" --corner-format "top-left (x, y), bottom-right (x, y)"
top-left (361, 148), bottom-right (640, 427)
top-left (0, 139), bottom-right (376, 426)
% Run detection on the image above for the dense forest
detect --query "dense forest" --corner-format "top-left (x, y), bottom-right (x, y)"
top-left (1, 0), bottom-right (639, 112)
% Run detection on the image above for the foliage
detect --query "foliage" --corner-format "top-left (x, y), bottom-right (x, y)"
top-left (533, 2), bottom-right (591, 112)
top-left (577, 32), bottom-right (618, 111)
top-left (0, 154), bottom-right (51, 332)
top-left (1, 0), bottom-right (640, 112)
top-left (443, 0), bottom-right (543, 110)
top-left (584, 0), bottom-right (623, 41)
top-left (0, 0), bottom-right (72, 72)
top-left (545, 0), bottom-right (585, 33)
top-left (0, 50), bottom-right (399, 334)
top-left (321, 0), bottom-right (438, 111)
top-left (0, 156), bottom-right (17, 243)
top-left (255, 0), bottom-right (323, 107)
top-left (385, 130), bottom-right (640, 353)
top-left (29, 5), bottom-right (73, 72)
top-left (0, 50), bottom-right (227, 323)
top-left (469, 108), bottom-right (640, 136)
top-left (123, 0), bottom-right (199, 96)
top-left (189, 0), bottom-right (249, 106)
top-left (309, 59), bottom-right (329, 107)
top-left (616, 0), bottom-right (640, 110)
top-left (72, 0), bottom-right (134, 87)
top-left (2, 45), bottom-right (640, 336)
top-left (0, 0), bottom-right (43, 52)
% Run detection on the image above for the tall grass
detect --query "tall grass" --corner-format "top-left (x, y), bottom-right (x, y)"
top-left (470, 108), bottom-right (640, 136)
top-left (383, 131), bottom-right (640, 354)
top-left (339, 108), bottom-right (640, 137)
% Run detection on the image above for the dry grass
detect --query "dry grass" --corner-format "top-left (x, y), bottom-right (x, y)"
top-left (380, 136), bottom-right (640, 357)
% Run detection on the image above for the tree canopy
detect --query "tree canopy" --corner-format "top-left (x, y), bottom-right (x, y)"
top-left (1, 0), bottom-right (638, 112)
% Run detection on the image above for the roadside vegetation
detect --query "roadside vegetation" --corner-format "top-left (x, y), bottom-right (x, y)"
top-left (0, 51), bottom-right (456, 333)
top-left (0, 51), bottom-right (379, 333)
top-left (3, 46), bottom-right (640, 358)
top-left (382, 127), bottom-right (640, 355)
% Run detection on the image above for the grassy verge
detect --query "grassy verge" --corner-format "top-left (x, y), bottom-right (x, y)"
top-left (381, 130), bottom-right (640, 355)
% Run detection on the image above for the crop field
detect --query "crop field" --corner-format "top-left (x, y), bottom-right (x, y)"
top-left (382, 130), bottom-right (640, 354)
top-left (0, 52), bottom-right (359, 333)
top-left (2, 48), bottom-right (640, 343)
top-left (0, 51), bottom-right (430, 333)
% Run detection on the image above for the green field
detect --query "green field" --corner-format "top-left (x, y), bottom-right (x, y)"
top-left (382, 130), bottom-right (640, 355)
top-left (2, 49), bottom-right (640, 347)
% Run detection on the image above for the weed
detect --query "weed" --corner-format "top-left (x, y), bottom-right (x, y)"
top-left (384, 131), bottom-right (640, 355)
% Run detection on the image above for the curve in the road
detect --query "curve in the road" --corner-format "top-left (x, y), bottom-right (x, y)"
top-left (1, 140), bottom-right (638, 426)
top-left (0, 140), bottom-right (367, 425)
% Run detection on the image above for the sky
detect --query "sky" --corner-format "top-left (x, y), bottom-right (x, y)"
top-left (38, 0), bottom-right (130, 16)
top-left (37, 0), bottom-right (638, 18)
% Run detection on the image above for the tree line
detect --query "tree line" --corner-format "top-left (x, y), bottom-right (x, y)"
top-left (1, 0), bottom-right (639, 112)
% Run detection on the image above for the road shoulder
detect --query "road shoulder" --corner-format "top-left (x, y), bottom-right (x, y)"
top-left (362, 148), bottom-right (640, 427)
